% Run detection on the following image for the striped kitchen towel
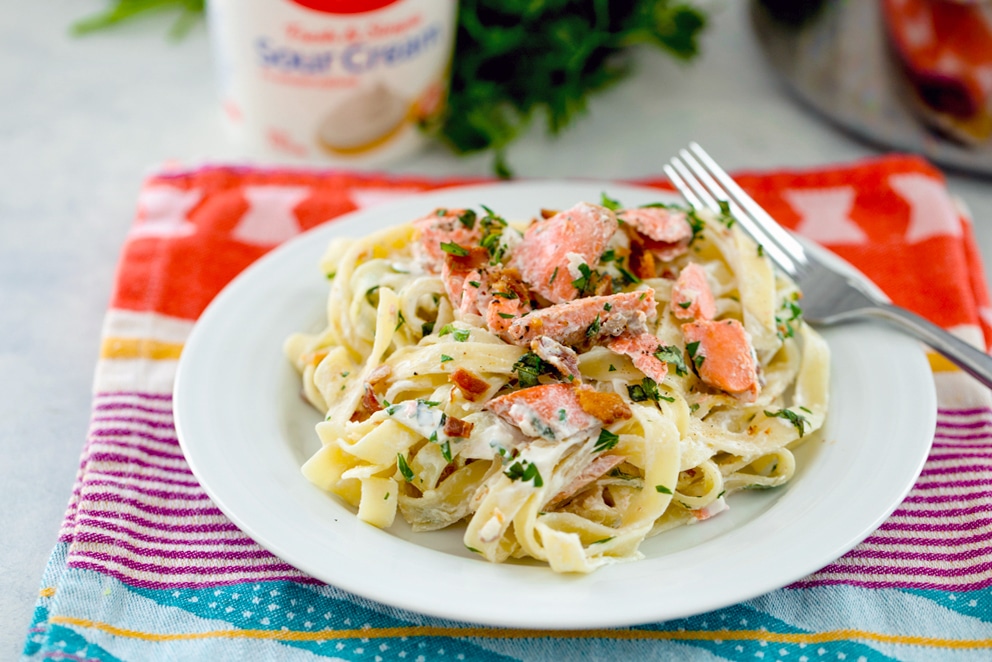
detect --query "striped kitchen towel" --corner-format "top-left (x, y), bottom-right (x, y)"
top-left (22, 156), bottom-right (992, 661)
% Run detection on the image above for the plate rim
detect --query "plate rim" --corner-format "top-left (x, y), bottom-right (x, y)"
top-left (174, 179), bottom-right (937, 629)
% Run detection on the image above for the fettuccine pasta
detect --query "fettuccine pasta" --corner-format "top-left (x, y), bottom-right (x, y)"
top-left (285, 195), bottom-right (829, 573)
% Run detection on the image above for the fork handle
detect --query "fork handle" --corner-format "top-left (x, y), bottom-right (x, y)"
top-left (864, 303), bottom-right (992, 389)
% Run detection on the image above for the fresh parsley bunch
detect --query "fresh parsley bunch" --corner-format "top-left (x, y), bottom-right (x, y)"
top-left (74, 0), bottom-right (706, 175)
top-left (443, 0), bottom-right (707, 176)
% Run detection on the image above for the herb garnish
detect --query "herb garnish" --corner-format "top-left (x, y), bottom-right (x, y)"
top-left (655, 484), bottom-right (673, 494)
top-left (600, 193), bottom-right (622, 212)
top-left (504, 459), bottom-right (543, 487)
top-left (440, 241), bottom-right (469, 256)
top-left (512, 352), bottom-right (555, 388)
top-left (654, 345), bottom-right (688, 377)
top-left (396, 453), bottom-right (414, 482)
top-left (686, 340), bottom-right (705, 368)
top-left (764, 408), bottom-right (810, 437)
top-left (439, 324), bottom-right (471, 342)
top-left (594, 428), bottom-right (619, 452)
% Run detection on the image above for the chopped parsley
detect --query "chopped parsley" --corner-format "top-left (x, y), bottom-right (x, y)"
top-left (654, 345), bottom-right (689, 377)
top-left (438, 324), bottom-right (471, 342)
top-left (440, 241), bottom-right (469, 256)
top-left (479, 205), bottom-right (509, 264)
top-left (775, 296), bottom-right (803, 340)
top-left (549, 266), bottom-right (559, 285)
top-left (512, 352), bottom-right (556, 388)
top-left (571, 262), bottom-right (596, 296)
top-left (686, 340), bottom-right (705, 368)
top-left (504, 459), bottom-right (543, 487)
top-left (608, 364), bottom-right (616, 372)
top-left (617, 265), bottom-right (642, 286)
top-left (395, 310), bottom-right (405, 331)
top-left (396, 453), bottom-right (415, 482)
top-left (468, 280), bottom-right (481, 288)
top-left (421, 320), bottom-right (435, 336)
top-left (677, 300), bottom-right (693, 309)
top-left (590, 537), bottom-right (615, 545)
top-left (457, 209), bottom-right (477, 230)
top-left (497, 312), bottom-right (516, 319)
top-left (655, 484), bottom-right (673, 495)
top-left (600, 248), bottom-right (617, 263)
top-left (764, 408), bottom-right (810, 438)
top-left (558, 408), bottom-right (567, 421)
top-left (627, 377), bottom-right (672, 403)
top-left (600, 192), bottom-right (623, 212)
top-left (593, 428), bottom-right (619, 453)
top-left (586, 314), bottom-right (601, 338)
top-left (492, 290), bottom-right (518, 299)
top-left (440, 354), bottom-right (454, 363)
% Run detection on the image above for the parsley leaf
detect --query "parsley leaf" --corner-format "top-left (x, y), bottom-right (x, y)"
top-left (396, 453), bottom-right (415, 482)
top-left (504, 459), bottom-right (543, 487)
top-left (764, 408), bottom-right (810, 437)
top-left (594, 428), bottom-right (619, 452)
top-left (440, 241), bottom-right (469, 256)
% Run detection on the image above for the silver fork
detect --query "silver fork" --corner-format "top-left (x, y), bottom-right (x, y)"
top-left (665, 142), bottom-right (992, 389)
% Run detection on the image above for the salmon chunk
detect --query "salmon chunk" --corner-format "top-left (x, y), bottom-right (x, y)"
top-left (484, 269), bottom-right (534, 336)
top-left (608, 333), bottom-right (670, 383)
top-left (682, 319), bottom-right (760, 401)
top-left (510, 202), bottom-right (618, 303)
top-left (441, 246), bottom-right (491, 315)
top-left (486, 383), bottom-right (631, 441)
top-left (620, 207), bottom-right (694, 262)
top-left (487, 383), bottom-right (600, 440)
top-left (412, 208), bottom-right (483, 274)
top-left (670, 262), bottom-right (716, 320)
top-left (504, 290), bottom-right (657, 348)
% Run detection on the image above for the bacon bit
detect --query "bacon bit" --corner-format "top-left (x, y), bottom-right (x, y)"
top-left (442, 415), bottom-right (474, 439)
top-left (670, 263), bottom-right (716, 321)
top-left (574, 387), bottom-right (632, 425)
top-left (531, 336), bottom-right (581, 383)
top-left (592, 273), bottom-right (614, 297)
top-left (608, 333), bottom-right (669, 383)
top-left (546, 453), bottom-right (626, 507)
top-left (351, 383), bottom-right (384, 422)
top-left (366, 364), bottom-right (392, 385)
top-left (539, 208), bottom-right (558, 219)
top-left (682, 318), bottom-right (760, 401)
top-left (627, 240), bottom-right (656, 280)
top-left (449, 368), bottom-right (490, 401)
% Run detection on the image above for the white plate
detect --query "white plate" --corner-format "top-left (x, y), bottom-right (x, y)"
top-left (174, 180), bottom-right (936, 629)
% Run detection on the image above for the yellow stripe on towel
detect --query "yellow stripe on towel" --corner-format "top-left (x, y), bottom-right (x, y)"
top-left (100, 337), bottom-right (184, 361)
top-left (48, 616), bottom-right (992, 649)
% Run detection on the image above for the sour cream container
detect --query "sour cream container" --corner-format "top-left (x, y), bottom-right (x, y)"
top-left (207, 0), bottom-right (458, 166)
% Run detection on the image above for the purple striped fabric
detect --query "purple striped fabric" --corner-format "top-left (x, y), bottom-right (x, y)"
top-left (61, 393), bottom-right (992, 591)
top-left (793, 408), bottom-right (992, 590)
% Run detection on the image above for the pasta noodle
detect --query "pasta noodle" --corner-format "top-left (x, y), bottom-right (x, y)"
top-left (286, 196), bottom-right (830, 573)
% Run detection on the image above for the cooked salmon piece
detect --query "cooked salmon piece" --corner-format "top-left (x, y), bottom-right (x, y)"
top-left (486, 383), bottom-right (631, 441)
top-left (546, 453), bottom-right (626, 507)
top-left (510, 202), bottom-right (618, 303)
top-left (670, 262), bottom-right (716, 320)
top-left (682, 319), bottom-right (760, 401)
top-left (485, 269), bottom-right (534, 337)
top-left (487, 383), bottom-right (602, 440)
top-left (608, 333), bottom-right (670, 383)
top-left (620, 207), bottom-right (694, 262)
top-left (504, 290), bottom-right (657, 348)
top-left (531, 336), bottom-right (581, 383)
top-left (412, 208), bottom-right (483, 274)
top-left (441, 246), bottom-right (491, 315)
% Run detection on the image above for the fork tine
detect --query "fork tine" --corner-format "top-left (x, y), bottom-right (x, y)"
top-left (668, 159), bottom-right (720, 212)
top-left (662, 164), bottom-right (704, 211)
top-left (670, 151), bottom-right (801, 277)
top-left (688, 143), bottom-right (808, 263)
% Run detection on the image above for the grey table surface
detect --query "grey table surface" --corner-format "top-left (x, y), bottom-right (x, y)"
top-left (4, 1), bottom-right (992, 657)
